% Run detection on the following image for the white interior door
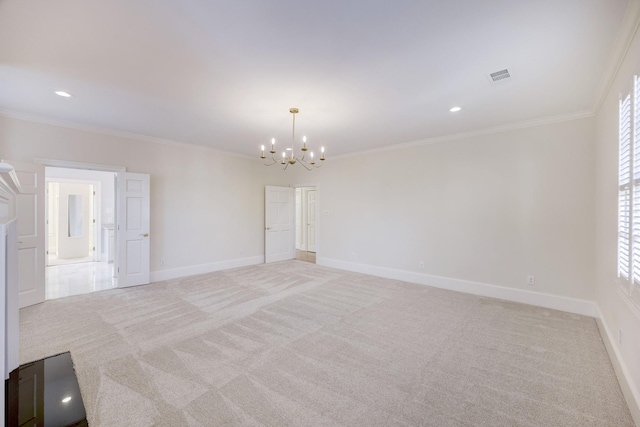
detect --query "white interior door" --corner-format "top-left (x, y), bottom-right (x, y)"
top-left (116, 172), bottom-right (150, 287)
top-left (12, 161), bottom-right (45, 308)
top-left (307, 189), bottom-right (317, 253)
top-left (295, 188), bottom-right (302, 251)
top-left (265, 186), bottom-right (294, 263)
top-left (2, 219), bottom-right (19, 378)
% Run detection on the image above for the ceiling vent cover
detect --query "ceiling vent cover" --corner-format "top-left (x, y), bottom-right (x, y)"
top-left (487, 68), bottom-right (512, 86)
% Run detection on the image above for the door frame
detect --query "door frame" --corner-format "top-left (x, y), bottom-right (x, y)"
top-left (35, 159), bottom-right (126, 299)
top-left (293, 183), bottom-right (320, 257)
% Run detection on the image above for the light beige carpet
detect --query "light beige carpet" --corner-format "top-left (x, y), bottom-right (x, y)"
top-left (20, 261), bottom-right (634, 426)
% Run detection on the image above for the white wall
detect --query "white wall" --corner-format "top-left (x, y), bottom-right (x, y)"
top-left (0, 115), bottom-right (289, 279)
top-left (292, 118), bottom-right (596, 303)
top-left (595, 4), bottom-right (640, 420)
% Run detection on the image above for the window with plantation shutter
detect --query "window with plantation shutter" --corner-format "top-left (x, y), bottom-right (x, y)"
top-left (633, 77), bottom-right (640, 306)
top-left (619, 91), bottom-right (631, 284)
top-left (618, 76), bottom-right (640, 309)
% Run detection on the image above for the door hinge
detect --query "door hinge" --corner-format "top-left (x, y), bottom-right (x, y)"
top-left (118, 267), bottom-right (120, 273)
top-left (46, 250), bottom-right (49, 255)
top-left (92, 246), bottom-right (96, 251)
top-left (93, 219), bottom-right (96, 224)
top-left (93, 191), bottom-right (96, 195)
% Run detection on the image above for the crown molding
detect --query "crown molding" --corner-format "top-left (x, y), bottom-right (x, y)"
top-left (333, 110), bottom-right (595, 159)
top-left (0, 107), bottom-right (595, 163)
top-left (0, 109), bottom-right (253, 160)
top-left (592, 0), bottom-right (640, 114)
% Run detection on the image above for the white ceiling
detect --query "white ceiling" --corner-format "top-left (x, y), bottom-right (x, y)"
top-left (0, 0), bottom-right (630, 157)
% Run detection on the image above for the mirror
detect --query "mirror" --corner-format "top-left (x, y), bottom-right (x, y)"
top-left (68, 194), bottom-right (83, 237)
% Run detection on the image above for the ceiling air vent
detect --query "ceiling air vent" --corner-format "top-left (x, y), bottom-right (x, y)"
top-left (487, 68), bottom-right (512, 86)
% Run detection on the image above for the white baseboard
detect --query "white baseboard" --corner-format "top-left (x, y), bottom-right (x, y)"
top-left (150, 255), bottom-right (264, 282)
top-left (317, 257), bottom-right (597, 317)
top-left (596, 306), bottom-right (640, 427)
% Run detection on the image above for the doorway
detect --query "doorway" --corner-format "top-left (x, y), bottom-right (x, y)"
top-left (46, 181), bottom-right (96, 266)
top-left (295, 186), bottom-right (316, 264)
top-left (45, 167), bottom-right (116, 300)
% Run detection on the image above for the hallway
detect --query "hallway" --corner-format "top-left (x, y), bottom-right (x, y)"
top-left (46, 261), bottom-right (116, 300)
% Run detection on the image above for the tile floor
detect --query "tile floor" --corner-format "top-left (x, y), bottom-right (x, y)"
top-left (47, 254), bottom-right (96, 266)
top-left (45, 253), bottom-right (313, 301)
top-left (46, 261), bottom-right (117, 300)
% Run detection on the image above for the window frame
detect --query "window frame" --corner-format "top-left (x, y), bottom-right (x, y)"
top-left (617, 76), bottom-right (640, 309)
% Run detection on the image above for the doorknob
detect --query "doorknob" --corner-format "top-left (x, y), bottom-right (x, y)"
top-left (140, 233), bottom-right (149, 237)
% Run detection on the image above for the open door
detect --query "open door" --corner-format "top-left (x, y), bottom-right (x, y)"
top-left (116, 172), bottom-right (150, 287)
top-left (11, 161), bottom-right (45, 308)
top-left (307, 189), bottom-right (317, 253)
top-left (265, 186), bottom-right (294, 263)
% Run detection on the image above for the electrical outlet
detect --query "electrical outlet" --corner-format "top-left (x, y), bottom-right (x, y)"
top-left (240, 248), bottom-right (244, 256)
top-left (160, 258), bottom-right (166, 266)
top-left (351, 252), bottom-right (357, 260)
top-left (419, 261), bottom-right (425, 269)
top-left (619, 328), bottom-right (623, 345)
top-left (527, 275), bottom-right (535, 285)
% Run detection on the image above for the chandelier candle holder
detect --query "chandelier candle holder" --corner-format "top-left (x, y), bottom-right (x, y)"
top-left (261, 108), bottom-right (325, 170)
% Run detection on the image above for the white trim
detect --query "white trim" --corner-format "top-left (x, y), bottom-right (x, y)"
top-left (36, 158), bottom-right (126, 172)
top-left (595, 305), bottom-right (640, 426)
top-left (0, 110), bottom-right (252, 159)
top-left (332, 110), bottom-right (595, 159)
top-left (317, 257), bottom-right (597, 317)
top-left (592, 0), bottom-right (640, 115)
top-left (0, 103), bottom-right (593, 162)
top-left (150, 255), bottom-right (264, 283)
top-left (293, 183), bottom-right (319, 257)
top-left (617, 284), bottom-right (640, 322)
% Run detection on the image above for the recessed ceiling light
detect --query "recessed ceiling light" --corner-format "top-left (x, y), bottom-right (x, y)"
top-left (449, 106), bottom-right (462, 112)
top-left (55, 91), bottom-right (72, 98)
top-left (62, 396), bottom-right (72, 403)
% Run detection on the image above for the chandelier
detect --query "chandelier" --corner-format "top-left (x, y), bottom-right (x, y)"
top-left (260, 108), bottom-right (325, 170)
